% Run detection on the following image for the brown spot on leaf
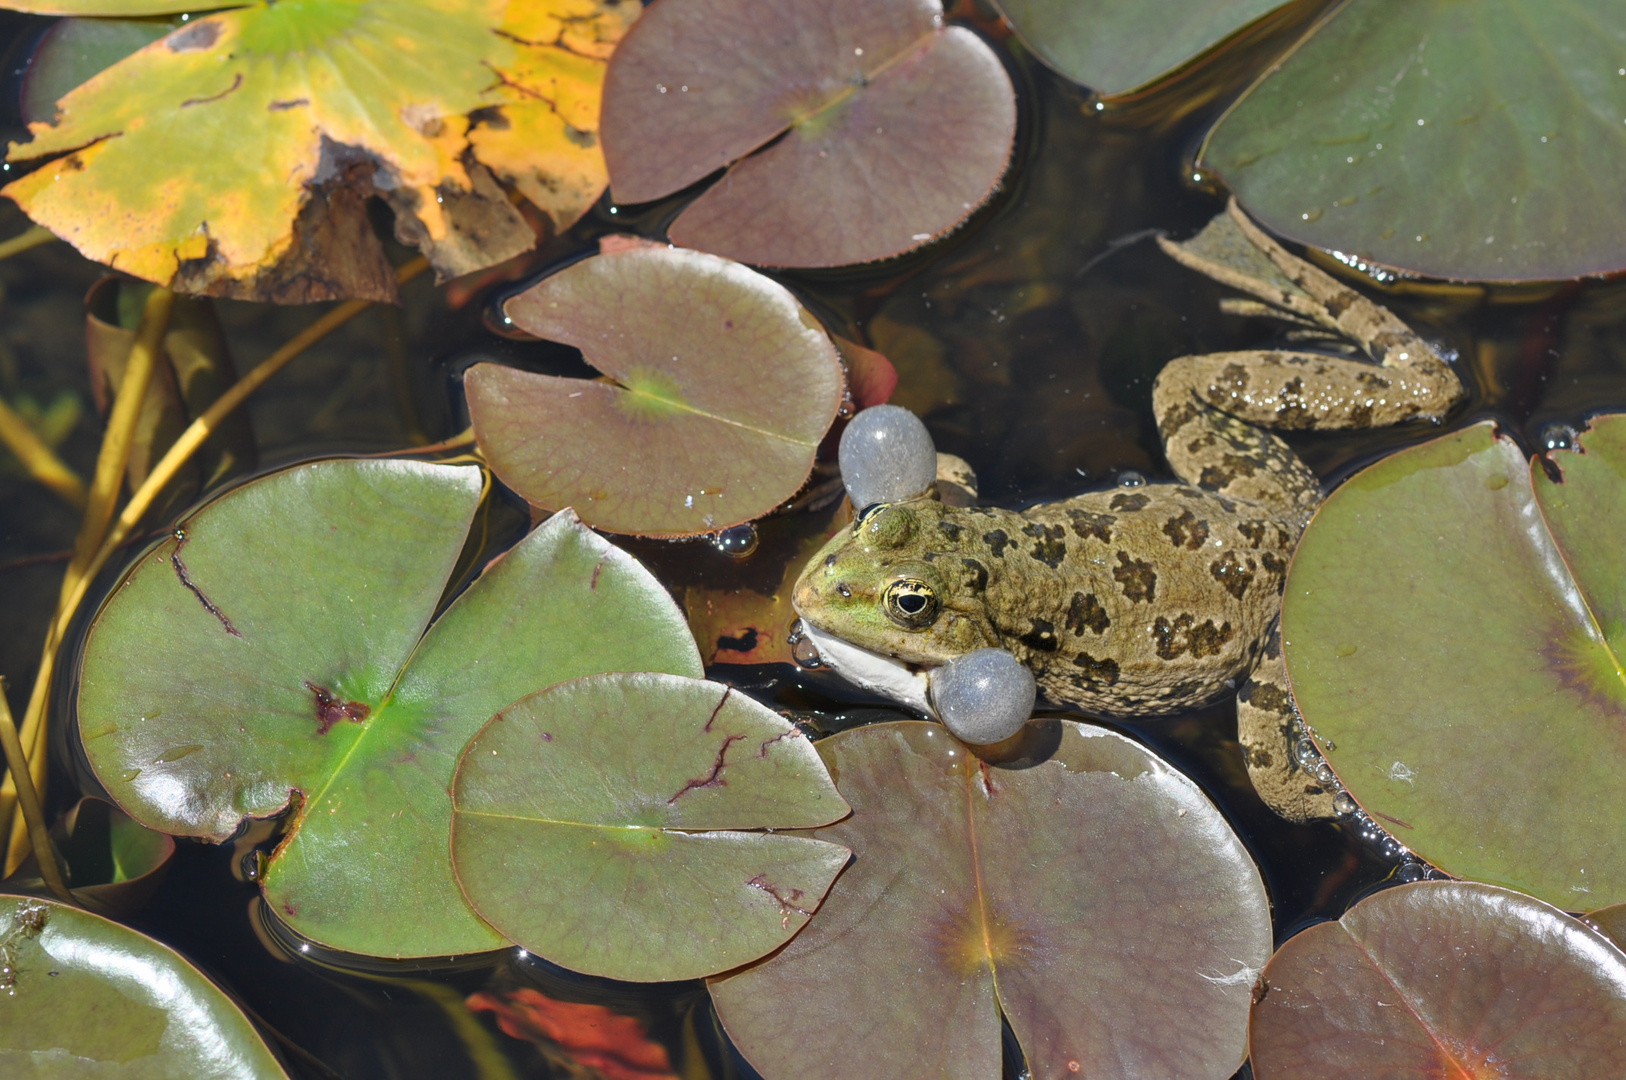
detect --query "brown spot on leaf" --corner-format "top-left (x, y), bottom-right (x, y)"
top-left (1065, 592), bottom-right (1110, 635)
top-left (668, 734), bottom-right (744, 803)
top-left (304, 682), bottom-right (371, 736)
top-left (1112, 552), bottom-right (1157, 603)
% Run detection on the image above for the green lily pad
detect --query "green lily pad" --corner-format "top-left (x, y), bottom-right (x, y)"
top-left (77, 458), bottom-right (702, 958)
top-left (0, 895), bottom-right (288, 1078)
top-left (1203, 0), bottom-right (1626, 281)
top-left (469, 246), bottom-right (845, 536)
top-left (600, 0), bottom-right (1016, 267)
top-left (1284, 416), bottom-right (1626, 908)
top-left (1250, 881), bottom-right (1626, 1077)
top-left (19, 17), bottom-right (177, 124)
top-left (992, 0), bottom-right (1283, 97)
top-left (451, 672), bottom-right (850, 982)
top-left (709, 720), bottom-right (1271, 1080)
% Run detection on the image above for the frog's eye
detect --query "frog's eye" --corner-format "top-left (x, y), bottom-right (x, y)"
top-left (881, 578), bottom-right (939, 629)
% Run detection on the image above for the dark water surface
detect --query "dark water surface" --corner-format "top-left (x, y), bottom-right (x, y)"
top-left (3, 8), bottom-right (1626, 1079)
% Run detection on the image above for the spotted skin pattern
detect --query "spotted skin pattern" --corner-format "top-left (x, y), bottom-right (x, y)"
top-left (794, 202), bottom-right (1463, 823)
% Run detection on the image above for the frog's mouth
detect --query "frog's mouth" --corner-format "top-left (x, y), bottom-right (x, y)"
top-left (792, 619), bottom-right (935, 718)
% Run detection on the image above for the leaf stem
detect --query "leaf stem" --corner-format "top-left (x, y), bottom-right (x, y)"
top-left (0, 680), bottom-right (72, 903)
top-left (0, 396), bottom-right (87, 508)
top-left (0, 225), bottom-right (55, 262)
top-left (0, 258), bottom-right (431, 874)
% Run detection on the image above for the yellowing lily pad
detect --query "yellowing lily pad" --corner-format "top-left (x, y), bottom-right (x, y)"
top-left (76, 458), bottom-right (702, 958)
top-left (710, 720), bottom-right (1271, 1079)
top-left (468, 245), bottom-right (845, 536)
top-left (0, 896), bottom-right (288, 1078)
top-left (600, 0), bottom-right (1016, 267)
top-left (1284, 416), bottom-right (1626, 907)
top-left (1251, 882), bottom-right (1626, 1078)
top-left (451, 672), bottom-right (850, 981)
top-left (4, 0), bottom-right (636, 301)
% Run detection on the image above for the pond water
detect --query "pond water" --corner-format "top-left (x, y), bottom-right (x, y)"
top-left (3, 6), bottom-right (1626, 1079)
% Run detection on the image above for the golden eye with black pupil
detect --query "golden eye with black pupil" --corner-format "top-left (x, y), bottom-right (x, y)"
top-left (881, 578), bottom-right (939, 629)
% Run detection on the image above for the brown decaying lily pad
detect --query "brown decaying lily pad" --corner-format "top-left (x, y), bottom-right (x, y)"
top-left (710, 720), bottom-right (1271, 1080)
top-left (1251, 881), bottom-right (1626, 1078)
top-left (469, 245), bottom-right (845, 536)
top-left (600, 0), bottom-right (1016, 267)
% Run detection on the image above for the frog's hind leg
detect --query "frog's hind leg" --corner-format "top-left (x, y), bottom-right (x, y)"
top-left (1152, 380), bottom-right (1322, 522)
top-left (1237, 620), bottom-right (1336, 823)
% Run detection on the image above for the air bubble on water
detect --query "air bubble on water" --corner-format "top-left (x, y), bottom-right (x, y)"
top-left (1293, 738), bottom-right (1320, 770)
top-left (241, 850), bottom-right (266, 882)
top-left (930, 648), bottom-right (1035, 745)
top-left (1333, 791), bottom-right (1358, 816)
top-left (787, 619), bottom-right (822, 669)
top-left (711, 523), bottom-right (759, 559)
top-left (1312, 761), bottom-right (1337, 784)
top-left (1541, 422), bottom-right (1579, 451)
top-left (1396, 860), bottom-right (1425, 883)
top-left (1116, 470), bottom-right (1147, 487)
top-left (839, 405), bottom-right (938, 508)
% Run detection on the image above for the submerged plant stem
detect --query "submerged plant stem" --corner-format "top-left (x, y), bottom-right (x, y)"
top-left (0, 680), bottom-right (72, 902)
top-left (0, 396), bottom-right (87, 508)
top-left (0, 225), bottom-right (55, 262)
top-left (0, 257), bottom-right (431, 873)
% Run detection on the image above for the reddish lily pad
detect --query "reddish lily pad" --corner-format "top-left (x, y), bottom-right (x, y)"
top-left (451, 673), bottom-right (850, 981)
top-left (1203, 0), bottom-right (1626, 281)
top-left (77, 458), bottom-right (702, 958)
top-left (0, 896), bottom-right (288, 1078)
top-left (1284, 416), bottom-right (1626, 908)
top-left (600, 0), bottom-right (1016, 267)
top-left (469, 246), bottom-right (845, 536)
top-left (709, 720), bottom-right (1271, 1079)
top-left (1251, 881), bottom-right (1626, 1077)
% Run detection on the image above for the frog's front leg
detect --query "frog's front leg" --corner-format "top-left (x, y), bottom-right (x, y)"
top-left (1236, 620), bottom-right (1335, 823)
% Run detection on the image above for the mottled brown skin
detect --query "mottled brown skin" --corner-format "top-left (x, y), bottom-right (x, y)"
top-left (795, 489), bottom-right (1294, 716)
top-left (794, 202), bottom-right (1465, 824)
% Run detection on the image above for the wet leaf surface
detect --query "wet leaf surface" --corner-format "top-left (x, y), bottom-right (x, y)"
top-left (452, 672), bottom-right (849, 981)
top-left (1284, 417), bottom-right (1626, 907)
top-left (77, 458), bottom-right (702, 958)
top-left (1203, 0), bottom-right (1626, 281)
top-left (5, 0), bottom-right (634, 300)
top-left (600, 0), bottom-right (1016, 267)
top-left (470, 246), bottom-right (845, 536)
top-left (0, 896), bottom-right (288, 1078)
top-left (709, 720), bottom-right (1271, 1080)
top-left (1250, 881), bottom-right (1626, 1078)
top-left (992, 0), bottom-right (1283, 97)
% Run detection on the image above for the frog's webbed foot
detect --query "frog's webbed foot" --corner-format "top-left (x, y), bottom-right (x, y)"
top-left (1237, 620), bottom-right (1337, 824)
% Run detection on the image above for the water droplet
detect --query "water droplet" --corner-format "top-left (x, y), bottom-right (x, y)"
top-left (1300, 208), bottom-right (1323, 222)
top-left (1335, 642), bottom-right (1357, 657)
top-left (120, 768), bottom-right (141, 783)
top-left (241, 850), bottom-right (267, 882)
top-left (1484, 473), bottom-right (1509, 490)
top-left (839, 405), bottom-right (937, 508)
top-left (1333, 791), bottom-right (1358, 816)
top-left (1293, 738), bottom-right (1320, 770)
top-left (1116, 470), bottom-right (1147, 488)
top-left (155, 744), bottom-right (203, 763)
top-left (930, 648), bottom-right (1035, 745)
top-left (1541, 422), bottom-right (1579, 451)
top-left (1312, 761), bottom-right (1337, 785)
top-left (711, 523), bottom-right (759, 559)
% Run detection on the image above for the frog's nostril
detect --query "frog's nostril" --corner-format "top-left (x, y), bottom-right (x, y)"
top-left (836, 583), bottom-right (852, 598)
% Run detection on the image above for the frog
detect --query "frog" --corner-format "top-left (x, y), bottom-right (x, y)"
top-left (792, 201), bottom-right (1464, 823)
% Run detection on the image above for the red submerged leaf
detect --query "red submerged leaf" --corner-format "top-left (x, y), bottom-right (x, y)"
top-left (467, 988), bottom-right (678, 1080)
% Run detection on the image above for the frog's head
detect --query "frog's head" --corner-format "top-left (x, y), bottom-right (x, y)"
top-left (793, 501), bottom-right (993, 665)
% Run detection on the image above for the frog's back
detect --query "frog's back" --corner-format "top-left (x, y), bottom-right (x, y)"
top-left (971, 485), bottom-right (1294, 715)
